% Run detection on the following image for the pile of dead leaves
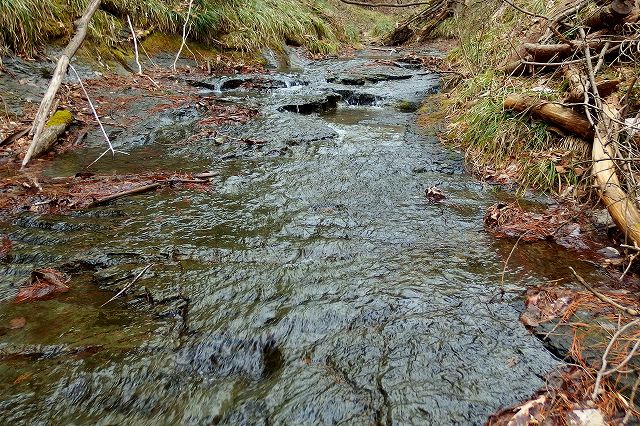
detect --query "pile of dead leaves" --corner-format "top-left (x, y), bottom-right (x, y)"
top-left (515, 282), bottom-right (640, 423)
top-left (488, 367), bottom-right (627, 425)
top-left (0, 171), bottom-right (214, 216)
top-left (14, 268), bottom-right (70, 303)
top-left (484, 202), bottom-right (594, 251)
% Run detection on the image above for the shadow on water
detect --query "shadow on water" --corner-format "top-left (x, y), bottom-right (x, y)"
top-left (0, 50), bottom-right (608, 424)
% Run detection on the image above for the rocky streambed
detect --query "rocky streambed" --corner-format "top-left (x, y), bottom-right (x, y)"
top-left (0, 47), bottom-right (616, 424)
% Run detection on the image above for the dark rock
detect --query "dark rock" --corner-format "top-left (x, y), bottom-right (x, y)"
top-left (334, 89), bottom-right (382, 106)
top-left (277, 93), bottom-right (341, 114)
top-left (192, 74), bottom-right (307, 92)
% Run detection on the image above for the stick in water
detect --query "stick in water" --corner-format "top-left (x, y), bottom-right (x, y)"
top-left (101, 264), bottom-right (153, 307)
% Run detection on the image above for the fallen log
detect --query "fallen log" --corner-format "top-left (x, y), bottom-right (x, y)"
top-left (503, 94), bottom-right (593, 139)
top-left (26, 110), bottom-right (74, 160)
top-left (583, 0), bottom-right (634, 30)
top-left (563, 65), bottom-right (588, 102)
top-left (562, 65), bottom-right (620, 103)
top-left (87, 183), bottom-right (160, 208)
top-left (523, 42), bottom-right (575, 61)
top-left (591, 97), bottom-right (640, 246)
top-left (22, 0), bottom-right (101, 168)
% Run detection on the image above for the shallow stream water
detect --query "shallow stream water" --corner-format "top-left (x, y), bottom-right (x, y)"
top-left (0, 49), bottom-right (605, 424)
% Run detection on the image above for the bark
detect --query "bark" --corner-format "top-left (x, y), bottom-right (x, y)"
top-left (523, 43), bottom-right (575, 61)
top-left (583, 0), bottom-right (634, 30)
top-left (562, 65), bottom-right (621, 102)
top-left (563, 65), bottom-right (588, 102)
top-left (28, 110), bottom-right (74, 160)
top-left (23, 0), bottom-right (101, 168)
top-left (503, 94), bottom-right (593, 139)
top-left (592, 98), bottom-right (640, 246)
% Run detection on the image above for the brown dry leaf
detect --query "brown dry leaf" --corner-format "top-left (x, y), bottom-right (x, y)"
top-left (13, 373), bottom-right (32, 385)
top-left (14, 268), bottom-right (70, 303)
top-left (507, 395), bottom-right (546, 426)
top-left (9, 317), bottom-right (26, 329)
top-left (425, 186), bottom-right (446, 203)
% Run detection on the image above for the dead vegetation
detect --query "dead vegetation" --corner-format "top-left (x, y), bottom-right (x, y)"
top-left (503, 278), bottom-right (640, 424)
top-left (0, 171), bottom-right (214, 217)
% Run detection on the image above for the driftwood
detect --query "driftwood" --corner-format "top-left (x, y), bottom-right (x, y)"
top-left (592, 97), bottom-right (640, 246)
top-left (23, 0), bottom-right (101, 168)
top-left (87, 183), bottom-right (160, 208)
top-left (583, 0), bottom-right (634, 31)
top-left (562, 65), bottom-right (620, 102)
top-left (503, 94), bottom-right (593, 139)
top-left (28, 110), bottom-right (74, 160)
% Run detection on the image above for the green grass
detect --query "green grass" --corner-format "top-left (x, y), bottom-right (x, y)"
top-left (434, 0), bottom-right (592, 193)
top-left (0, 0), bottom-right (397, 56)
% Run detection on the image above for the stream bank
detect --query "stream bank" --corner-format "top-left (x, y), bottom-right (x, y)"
top-left (0, 46), bottom-right (618, 424)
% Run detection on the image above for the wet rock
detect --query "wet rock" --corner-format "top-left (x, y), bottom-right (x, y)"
top-left (394, 100), bottom-right (420, 112)
top-left (597, 246), bottom-right (621, 259)
top-left (193, 74), bottom-right (307, 92)
top-left (327, 66), bottom-right (415, 85)
top-left (277, 92), bottom-right (341, 114)
top-left (592, 209), bottom-right (614, 228)
top-left (333, 89), bottom-right (382, 106)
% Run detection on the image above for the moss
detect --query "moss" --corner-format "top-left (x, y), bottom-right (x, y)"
top-left (46, 109), bottom-right (73, 127)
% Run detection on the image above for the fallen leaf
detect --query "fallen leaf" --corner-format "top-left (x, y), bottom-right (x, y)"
top-left (13, 373), bottom-right (32, 385)
top-left (9, 317), bottom-right (26, 329)
top-left (507, 395), bottom-right (546, 426)
top-left (425, 186), bottom-right (446, 203)
top-left (15, 268), bottom-right (70, 303)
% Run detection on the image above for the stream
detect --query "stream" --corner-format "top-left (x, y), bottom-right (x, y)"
top-left (0, 48), bottom-right (597, 424)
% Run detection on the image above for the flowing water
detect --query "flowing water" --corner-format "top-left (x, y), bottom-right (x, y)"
top-left (0, 49), bottom-right (600, 424)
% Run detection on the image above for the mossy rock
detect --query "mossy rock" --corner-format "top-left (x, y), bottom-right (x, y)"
top-left (46, 109), bottom-right (73, 127)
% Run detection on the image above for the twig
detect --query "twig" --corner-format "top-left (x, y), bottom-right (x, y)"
top-left (623, 373), bottom-right (640, 424)
top-left (173, 0), bottom-right (194, 73)
top-left (620, 250), bottom-right (640, 281)
top-left (569, 267), bottom-right (639, 316)
top-left (501, 0), bottom-right (548, 20)
top-left (87, 183), bottom-right (161, 207)
top-left (501, 231), bottom-right (530, 285)
top-left (127, 15), bottom-right (142, 75)
top-left (101, 264), bottom-right (153, 307)
top-left (69, 65), bottom-right (115, 157)
top-left (592, 319), bottom-right (640, 399)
